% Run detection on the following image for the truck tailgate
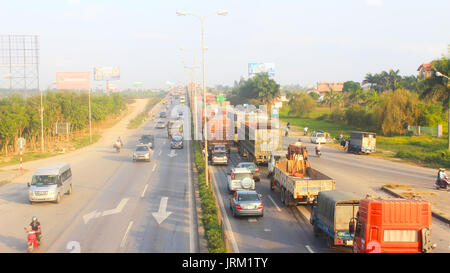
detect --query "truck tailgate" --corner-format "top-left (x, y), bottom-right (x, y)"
top-left (293, 179), bottom-right (336, 197)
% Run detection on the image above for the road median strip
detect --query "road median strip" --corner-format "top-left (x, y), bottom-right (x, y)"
top-left (192, 141), bottom-right (227, 253)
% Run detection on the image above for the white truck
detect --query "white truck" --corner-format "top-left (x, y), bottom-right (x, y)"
top-left (271, 159), bottom-right (335, 206)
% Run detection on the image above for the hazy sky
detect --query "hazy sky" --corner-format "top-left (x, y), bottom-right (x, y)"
top-left (0, 0), bottom-right (449, 89)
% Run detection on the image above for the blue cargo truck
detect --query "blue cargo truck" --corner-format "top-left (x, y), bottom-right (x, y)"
top-left (310, 190), bottom-right (360, 248)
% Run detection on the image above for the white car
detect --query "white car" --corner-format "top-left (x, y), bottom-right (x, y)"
top-left (310, 132), bottom-right (326, 144)
top-left (226, 168), bottom-right (255, 192)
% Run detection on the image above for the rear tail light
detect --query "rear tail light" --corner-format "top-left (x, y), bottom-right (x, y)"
top-left (255, 170), bottom-right (260, 173)
top-left (258, 204), bottom-right (264, 209)
top-left (236, 204), bottom-right (242, 210)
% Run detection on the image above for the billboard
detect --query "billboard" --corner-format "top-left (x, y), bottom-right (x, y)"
top-left (94, 66), bottom-right (120, 81)
top-left (248, 63), bottom-right (275, 77)
top-left (56, 72), bottom-right (91, 90)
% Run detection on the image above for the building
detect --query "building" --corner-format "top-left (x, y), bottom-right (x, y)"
top-left (316, 81), bottom-right (344, 96)
top-left (417, 63), bottom-right (434, 79)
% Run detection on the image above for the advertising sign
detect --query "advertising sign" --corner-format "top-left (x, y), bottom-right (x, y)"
top-left (94, 66), bottom-right (120, 81)
top-left (56, 72), bottom-right (91, 90)
top-left (248, 63), bottom-right (275, 77)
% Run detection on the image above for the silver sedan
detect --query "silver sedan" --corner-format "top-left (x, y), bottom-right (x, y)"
top-left (229, 190), bottom-right (264, 217)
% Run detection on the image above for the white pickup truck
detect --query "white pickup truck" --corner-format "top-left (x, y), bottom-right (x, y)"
top-left (227, 168), bottom-right (255, 193)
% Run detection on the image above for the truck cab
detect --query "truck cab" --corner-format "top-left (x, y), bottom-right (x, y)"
top-left (350, 197), bottom-right (436, 253)
top-left (268, 150), bottom-right (287, 177)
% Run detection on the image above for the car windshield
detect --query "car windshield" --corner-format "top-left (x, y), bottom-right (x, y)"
top-left (172, 136), bottom-right (182, 141)
top-left (136, 146), bottom-right (148, 152)
top-left (233, 173), bottom-right (252, 180)
top-left (238, 194), bottom-right (260, 202)
top-left (316, 133), bottom-right (324, 138)
top-left (240, 163), bottom-right (256, 169)
top-left (31, 175), bottom-right (58, 186)
top-left (214, 152), bottom-right (226, 157)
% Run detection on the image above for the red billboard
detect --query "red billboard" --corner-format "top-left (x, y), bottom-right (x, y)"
top-left (56, 72), bottom-right (91, 90)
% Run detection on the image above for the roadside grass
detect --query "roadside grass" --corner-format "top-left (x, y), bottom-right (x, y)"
top-left (72, 133), bottom-right (102, 150)
top-left (127, 97), bottom-right (162, 129)
top-left (193, 141), bottom-right (227, 253)
top-left (281, 107), bottom-right (450, 169)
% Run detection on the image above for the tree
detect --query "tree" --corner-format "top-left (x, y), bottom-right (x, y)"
top-left (372, 89), bottom-right (421, 135)
top-left (230, 73), bottom-right (280, 115)
top-left (288, 93), bottom-right (316, 118)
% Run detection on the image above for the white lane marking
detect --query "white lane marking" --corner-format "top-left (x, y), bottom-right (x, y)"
top-left (264, 229), bottom-right (271, 232)
top-left (152, 164), bottom-right (157, 172)
top-left (268, 195), bottom-right (282, 212)
top-left (120, 221), bottom-right (133, 248)
top-left (168, 150), bottom-right (177, 158)
top-left (187, 140), bottom-right (195, 253)
top-left (152, 197), bottom-right (172, 224)
top-left (83, 210), bottom-right (102, 224)
top-left (164, 140), bottom-right (166, 145)
top-left (305, 245), bottom-right (314, 253)
top-left (102, 198), bottom-right (129, 217)
top-left (248, 218), bottom-right (257, 223)
top-left (158, 150), bottom-right (162, 156)
top-left (141, 184), bottom-right (148, 198)
top-left (210, 168), bottom-right (240, 253)
top-left (66, 241), bottom-right (81, 253)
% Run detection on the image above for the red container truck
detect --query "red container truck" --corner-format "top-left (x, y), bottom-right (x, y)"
top-left (350, 197), bottom-right (436, 253)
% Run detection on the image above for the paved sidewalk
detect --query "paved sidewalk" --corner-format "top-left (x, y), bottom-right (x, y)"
top-left (281, 120), bottom-right (450, 225)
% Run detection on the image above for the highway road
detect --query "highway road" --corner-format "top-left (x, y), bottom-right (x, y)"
top-left (1, 94), bottom-right (448, 253)
top-left (0, 97), bottom-right (198, 253)
top-left (211, 131), bottom-right (450, 253)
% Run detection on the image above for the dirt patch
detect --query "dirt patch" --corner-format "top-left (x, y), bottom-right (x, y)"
top-left (384, 184), bottom-right (413, 191)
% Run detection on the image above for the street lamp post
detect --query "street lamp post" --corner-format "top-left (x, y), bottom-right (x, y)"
top-left (176, 9), bottom-right (228, 188)
top-left (436, 71), bottom-right (450, 150)
top-left (180, 46), bottom-right (201, 141)
top-left (42, 81), bottom-right (56, 153)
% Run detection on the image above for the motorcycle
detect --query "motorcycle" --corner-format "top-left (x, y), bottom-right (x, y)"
top-left (25, 228), bottom-right (39, 253)
top-left (113, 141), bottom-right (123, 153)
top-left (435, 178), bottom-right (449, 190)
top-left (315, 146), bottom-right (321, 157)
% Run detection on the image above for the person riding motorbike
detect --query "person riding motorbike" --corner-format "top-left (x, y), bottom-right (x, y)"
top-left (315, 142), bottom-right (321, 157)
top-left (114, 137), bottom-right (123, 149)
top-left (27, 216), bottom-right (41, 245)
top-left (436, 168), bottom-right (449, 190)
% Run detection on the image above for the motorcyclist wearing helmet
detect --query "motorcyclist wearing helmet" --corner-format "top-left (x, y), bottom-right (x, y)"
top-left (28, 217), bottom-right (41, 245)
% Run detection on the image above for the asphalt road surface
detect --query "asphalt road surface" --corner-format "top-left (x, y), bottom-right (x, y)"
top-left (0, 98), bottom-right (198, 253)
top-left (210, 132), bottom-right (450, 253)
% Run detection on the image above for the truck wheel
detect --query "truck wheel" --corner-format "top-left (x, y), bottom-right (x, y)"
top-left (313, 224), bottom-right (320, 237)
top-left (285, 193), bottom-right (293, 207)
top-left (327, 236), bottom-right (335, 249)
top-left (280, 188), bottom-right (285, 204)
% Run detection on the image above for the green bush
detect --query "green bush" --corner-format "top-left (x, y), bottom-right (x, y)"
top-left (192, 141), bottom-right (226, 253)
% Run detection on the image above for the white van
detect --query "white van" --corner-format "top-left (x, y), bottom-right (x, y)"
top-left (28, 163), bottom-right (72, 204)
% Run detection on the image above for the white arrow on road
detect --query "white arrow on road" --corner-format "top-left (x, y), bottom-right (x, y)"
top-left (102, 198), bottom-right (129, 216)
top-left (168, 150), bottom-right (177, 158)
top-left (152, 197), bottom-right (172, 225)
top-left (83, 210), bottom-right (102, 224)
